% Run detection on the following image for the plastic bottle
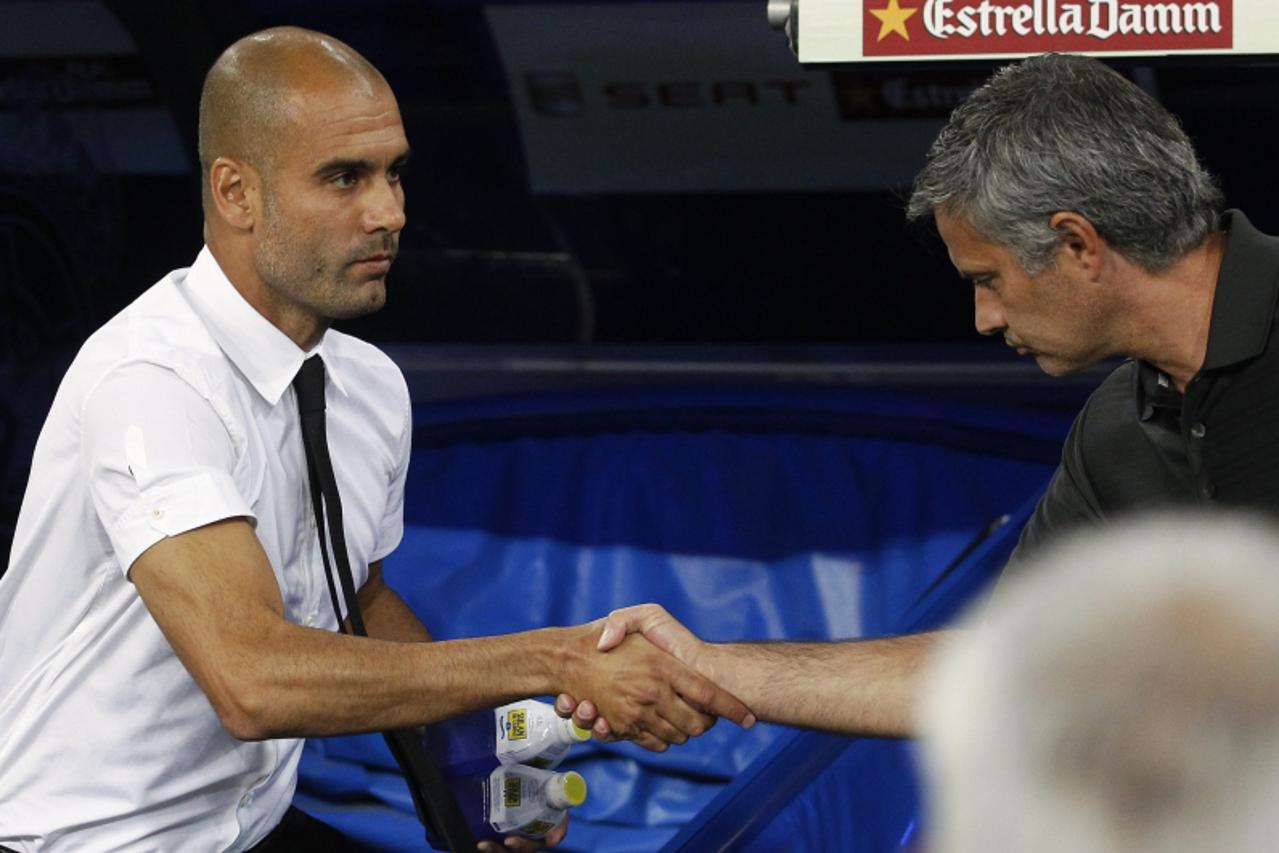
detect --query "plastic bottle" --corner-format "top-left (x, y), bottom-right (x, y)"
top-left (426, 698), bottom-right (591, 779)
top-left (433, 765), bottom-right (588, 845)
top-left (484, 764), bottom-right (588, 839)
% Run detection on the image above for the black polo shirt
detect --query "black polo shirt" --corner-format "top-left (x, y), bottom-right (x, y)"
top-left (1003, 210), bottom-right (1279, 579)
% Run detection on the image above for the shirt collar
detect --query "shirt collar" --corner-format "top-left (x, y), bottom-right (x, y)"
top-left (1135, 361), bottom-right (1182, 421)
top-left (1132, 209), bottom-right (1279, 420)
top-left (181, 246), bottom-right (349, 406)
top-left (1200, 209), bottom-right (1279, 371)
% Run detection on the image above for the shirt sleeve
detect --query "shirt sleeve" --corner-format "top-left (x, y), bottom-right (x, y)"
top-left (369, 373), bottom-right (411, 563)
top-left (82, 360), bottom-right (256, 576)
top-left (997, 404), bottom-right (1105, 588)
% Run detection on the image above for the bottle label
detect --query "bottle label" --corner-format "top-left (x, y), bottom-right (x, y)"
top-left (507, 708), bottom-right (528, 741)
top-left (488, 767), bottom-right (571, 837)
top-left (504, 776), bottom-right (523, 808)
top-left (521, 820), bottom-right (556, 836)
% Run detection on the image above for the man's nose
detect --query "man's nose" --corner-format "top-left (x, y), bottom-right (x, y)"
top-left (363, 178), bottom-right (406, 235)
top-left (973, 287), bottom-right (1007, 336)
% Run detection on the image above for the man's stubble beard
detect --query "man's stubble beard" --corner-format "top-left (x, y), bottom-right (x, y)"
top-left (256, 191), bottom-right (386, 322)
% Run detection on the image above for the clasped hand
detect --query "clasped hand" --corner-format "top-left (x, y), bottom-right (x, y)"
top-left (556, 609), bottom-right (753, 752)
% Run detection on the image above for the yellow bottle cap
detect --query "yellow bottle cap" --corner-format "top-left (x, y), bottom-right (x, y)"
top-left (561, 771), bottom-right (588, 807)
top-left (570, 723), bottom-right (591, 741)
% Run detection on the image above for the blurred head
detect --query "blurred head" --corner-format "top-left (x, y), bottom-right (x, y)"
top-left (920, 514), bottom-right (1279, 853)
top-left (199, 27), bottom-right (409, 343)
top-left (908, 53), bottom-right (1223, 275)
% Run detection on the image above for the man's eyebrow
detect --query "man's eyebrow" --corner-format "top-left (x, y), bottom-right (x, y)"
top-left (313, 158), bottom-right (373, 177)
top-left (312, 150), bottom-right (411, 177)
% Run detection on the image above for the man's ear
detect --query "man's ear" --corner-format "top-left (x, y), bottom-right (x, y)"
top-left (1050, 211), bottom-right (1105, 281)
top-left (209, 157), bottom-right (257, 231)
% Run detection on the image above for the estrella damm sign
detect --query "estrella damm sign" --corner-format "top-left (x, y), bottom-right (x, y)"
top-left (863, 0), bottom-right (1232, 56)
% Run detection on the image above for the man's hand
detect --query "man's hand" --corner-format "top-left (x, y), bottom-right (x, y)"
top-left (572, 604), bottom-right (722, 741)
top-left (560, 624), bottom-right (754, 752)
top-left (595, 603), bottom-right (705, 666)
top-left (555, 616), bottom-right (752, 751)
top-left (477, 814), bottom-right (568, 852)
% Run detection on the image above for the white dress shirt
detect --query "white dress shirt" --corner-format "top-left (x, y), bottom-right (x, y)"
top-left (0, 247), bottom-right (411, 851)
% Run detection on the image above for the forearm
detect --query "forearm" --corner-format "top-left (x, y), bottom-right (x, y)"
top-left (358, 567), bottom-right (433, 643)
top-left (697, 631), bottom-right (944, 737)
top-left (228, 620), bottom-right (594, 739)
top-left (133, 523), bottom-right (743, 748)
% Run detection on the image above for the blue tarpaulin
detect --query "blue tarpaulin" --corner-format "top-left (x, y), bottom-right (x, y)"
top-left (296, 385), bottom-right (1068, 850)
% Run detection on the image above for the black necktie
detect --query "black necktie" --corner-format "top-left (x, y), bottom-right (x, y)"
top-left (293, 355), bottom-right (475, 851)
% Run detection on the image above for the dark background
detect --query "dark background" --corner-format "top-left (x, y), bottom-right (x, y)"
top-left (4, 0), bottom-right (1279, 556)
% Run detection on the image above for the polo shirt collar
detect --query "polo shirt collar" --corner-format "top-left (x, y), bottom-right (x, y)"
top-left (1136, 364), bottom-right (1181, 422)
top-left (183, 246), bottom-right (350, 406)
top-left (1200, 209), bottom-right (1279, 371)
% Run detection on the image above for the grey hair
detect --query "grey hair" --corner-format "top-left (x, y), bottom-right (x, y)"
top-left (920, 513), bottom-right (1279, 853)
top-left (907, 53), bottom-right (1224, 273)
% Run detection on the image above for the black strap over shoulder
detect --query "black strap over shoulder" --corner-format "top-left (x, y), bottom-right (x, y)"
top-left (295, 355), bottom-right (476, 851)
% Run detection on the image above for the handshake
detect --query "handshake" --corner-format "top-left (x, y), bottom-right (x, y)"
top-left (473, 604), bottom-right (757, 852)
top-left (549, 604), bottom-right (756, 753)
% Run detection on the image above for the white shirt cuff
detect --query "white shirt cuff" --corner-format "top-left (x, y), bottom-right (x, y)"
top-left (110, 469), bottom-right (256, 575)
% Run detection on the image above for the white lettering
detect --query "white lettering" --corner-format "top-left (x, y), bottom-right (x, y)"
top-left (1145, 3), bottom-right (1183, 33)
top-left (923, 0), bottom-right (953, 38)
top-left (1012, 4), bottom-right (1034, 34)
top-left (1183, 2), bottom-right (1222, 33)
top-left (1061, 3), bottom-right (1084, 33)
top-left (982, 0), bottom-right (1001, 35)
top-left (1118, 3), bottom-right (1142, 33)
top-left (993, 2), bottom-right (1011, 34)
top-left (1089, 0), bottom-right (1114, 38)
top-left (911, 0), bottom-right (1222, 43)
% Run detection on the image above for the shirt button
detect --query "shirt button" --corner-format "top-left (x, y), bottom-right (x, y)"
top-left (239, 792), bottom-right (253, 808)
top-left (151, 508), bottom-right (164, 519)
top-left (1201, 483), bottom-right (1217, 499)
top-left (1190, 423), bottom-right (1206, 439)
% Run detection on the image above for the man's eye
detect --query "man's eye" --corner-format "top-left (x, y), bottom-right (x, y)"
top-left (387, 166), bottom-right (403, 183)
top-left (332, 172), bottom-right (358, 188)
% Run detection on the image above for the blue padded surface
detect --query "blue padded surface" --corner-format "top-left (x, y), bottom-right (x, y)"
top-left (296, 385), bottom-right (1066, 850)
top-left (663, 495), bottom-right (1039, 852)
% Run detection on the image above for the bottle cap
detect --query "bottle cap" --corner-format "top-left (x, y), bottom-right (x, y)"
top-left (557, 713), bottom-right (591, 742)
top-left (559, 771), bottom-right (588, 807)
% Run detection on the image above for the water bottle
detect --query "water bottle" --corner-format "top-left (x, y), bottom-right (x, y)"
top-left (426, 698), bottom-right (591, 778)
top-left (431, 765), bottom-right (588, 845)
top-left (476, 765), bottom-right (589, 841)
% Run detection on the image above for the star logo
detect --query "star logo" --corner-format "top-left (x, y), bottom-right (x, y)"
top-left (869, 0), bottom-right (919, 41)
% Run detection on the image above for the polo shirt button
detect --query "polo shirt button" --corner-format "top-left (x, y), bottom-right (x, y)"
top-left (1190, 423), bottom-right (1206, 439)
top-left (1201, 483), bottom-right (1216, 499)
top-left (151, 508), bottom-right (164, 519)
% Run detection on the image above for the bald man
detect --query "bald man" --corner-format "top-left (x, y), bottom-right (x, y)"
top-left (0, 28), bottom-right (750, 851)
